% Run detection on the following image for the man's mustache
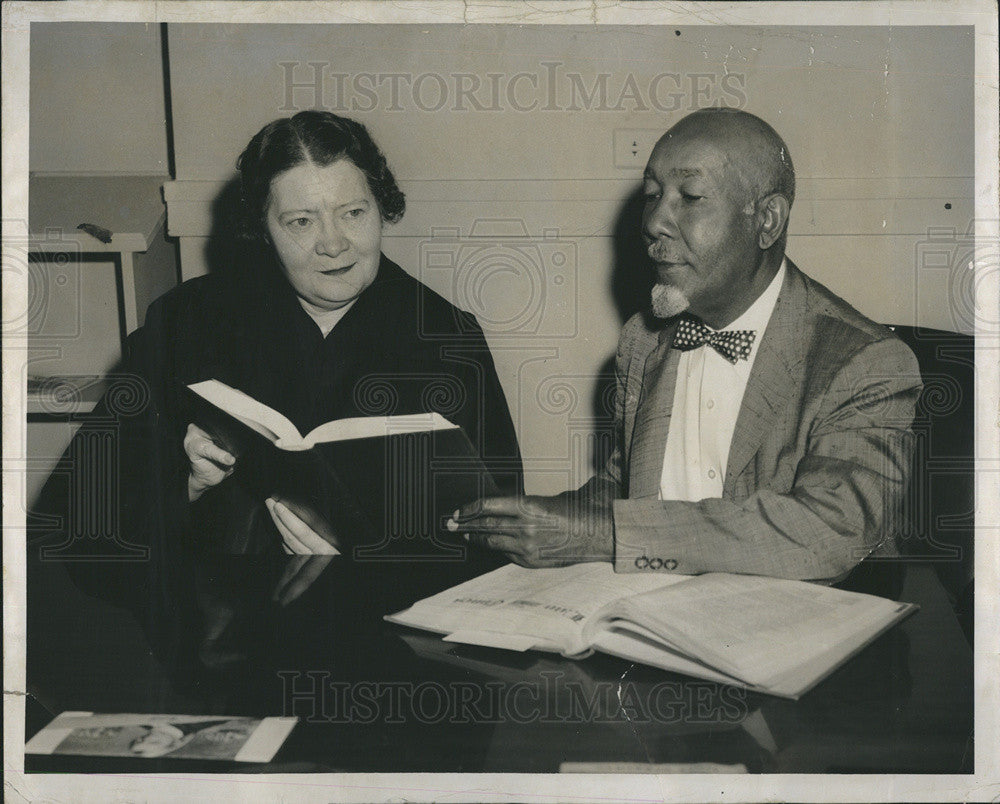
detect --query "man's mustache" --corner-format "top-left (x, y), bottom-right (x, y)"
top-left (646, 239), bottom-right (680, 263)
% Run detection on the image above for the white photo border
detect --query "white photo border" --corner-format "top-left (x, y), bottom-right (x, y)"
top-left (3, 2), bottom-right (997, 802)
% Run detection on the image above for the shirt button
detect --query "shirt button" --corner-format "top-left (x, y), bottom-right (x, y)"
top-left (706, 399), bottom-right (715, 409)
top-left (708, 469), bottom-right (717, 479)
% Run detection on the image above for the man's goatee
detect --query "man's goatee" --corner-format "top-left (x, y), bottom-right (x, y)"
top-left (651, 283), bottom-right (690, 319)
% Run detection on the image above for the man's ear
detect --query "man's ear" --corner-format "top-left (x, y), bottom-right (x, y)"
top-left (756, 193), bottom-right (791, 250)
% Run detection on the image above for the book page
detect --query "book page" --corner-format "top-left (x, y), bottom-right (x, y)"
top-left (188, 380), bottom-right (301, 445)
top-left (591, 627), bottom-right (750, 689)
top-left (304, 411), bottom-right (457, 446)
top-left (387, 562), bottom-right (685, 656)
top-left (757, 602), bottom-right (917, 697)
top-left (606, 573), bottom-right (908, 687)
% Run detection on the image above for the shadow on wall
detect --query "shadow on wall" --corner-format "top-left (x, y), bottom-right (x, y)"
top-left (203, 177), bottom-right (254, 278)
top-left (589, 186), bottom-right (656, 473)
top-left (610, 186), bottom-right (654, 326)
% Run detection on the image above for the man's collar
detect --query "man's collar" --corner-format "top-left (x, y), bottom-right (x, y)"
top-left (716, 257), bottom-right (787, 333)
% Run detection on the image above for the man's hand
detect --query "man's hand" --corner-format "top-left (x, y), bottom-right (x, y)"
top-left (447, 494), bottom-right (614, 567)
top-left (184, 423), bottom-right (235, 502)
top-left (266, 498), bottom-right (341, 555)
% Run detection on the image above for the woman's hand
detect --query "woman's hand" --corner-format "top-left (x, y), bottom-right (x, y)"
top-left (266, 498), bottom-right (341, 555)
top-left (184, 423), bottom-right (236, 502)
top-left (272, 555), bottom-right (334, 606)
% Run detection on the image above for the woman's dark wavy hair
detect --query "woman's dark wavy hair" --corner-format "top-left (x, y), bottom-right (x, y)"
top-left (235, 110), bottom-right (405, 241)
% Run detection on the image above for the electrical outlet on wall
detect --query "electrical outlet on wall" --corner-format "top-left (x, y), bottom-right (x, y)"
top-left (613, 129), bottom-right (664, 169)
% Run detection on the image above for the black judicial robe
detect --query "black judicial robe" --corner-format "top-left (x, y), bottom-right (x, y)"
top-left (30, 252), bottom-right (523, 592)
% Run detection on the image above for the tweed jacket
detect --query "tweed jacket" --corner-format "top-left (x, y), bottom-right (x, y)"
top-left (601, 260), bottom-right (922, 581)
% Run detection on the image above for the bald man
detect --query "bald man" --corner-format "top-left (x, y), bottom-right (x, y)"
top-left (452, 108), bottom-right (922, 582)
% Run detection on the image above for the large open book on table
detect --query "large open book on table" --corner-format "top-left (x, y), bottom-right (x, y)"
top-left (386, 562), bottom-right (918, 699)
top-left (181, 379), bottom-right (498, 556)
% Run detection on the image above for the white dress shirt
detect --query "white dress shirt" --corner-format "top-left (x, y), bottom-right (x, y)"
top-left (659, 260), bottom-right (786, 502)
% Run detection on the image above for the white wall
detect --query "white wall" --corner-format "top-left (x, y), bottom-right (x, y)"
top-left (30, 22), bottom-right (169, 174)
top-left (28, 22), bottom-right (174, 380)
top-left (164, 23), bottom-right (974, 494)
top-left (27, 23), bottom-right (174, 508)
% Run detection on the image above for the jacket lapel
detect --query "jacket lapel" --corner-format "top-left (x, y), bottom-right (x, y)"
top-left (627, 323), bottom-right (681, 499)
top-left (723, 262), bottom-right (809, 494)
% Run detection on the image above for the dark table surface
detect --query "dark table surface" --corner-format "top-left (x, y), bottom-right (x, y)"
top-left (24, 549), bottom-right (973, 775)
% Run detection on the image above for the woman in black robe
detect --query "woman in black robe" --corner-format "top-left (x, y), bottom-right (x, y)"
top-left (25, 113), bottom-right (521, 721)
top-left (34, 111), bottom-right (521, 571)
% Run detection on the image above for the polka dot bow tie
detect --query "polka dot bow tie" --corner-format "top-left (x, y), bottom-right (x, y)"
top-left (672, 316), bottom-right (756, 363)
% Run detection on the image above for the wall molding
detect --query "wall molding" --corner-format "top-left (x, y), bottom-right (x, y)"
top-left (165, 176), bottom-right (973, 240)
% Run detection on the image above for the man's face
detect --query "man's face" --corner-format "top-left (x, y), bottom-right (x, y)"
top-left (265, 159), bottom-right (383, 313)
top-left (641, 131), bottom-right (763, 327)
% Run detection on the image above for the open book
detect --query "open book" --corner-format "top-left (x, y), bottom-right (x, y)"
top-left (187, 380), bottom-right (458, 450)
top-left (181, 379), bottom-right (498, 555)
top-left (386, 562), bottom-right (918, 699)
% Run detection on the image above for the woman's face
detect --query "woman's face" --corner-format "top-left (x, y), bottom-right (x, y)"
top-left (265, 159), bottom-right (383, 312)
